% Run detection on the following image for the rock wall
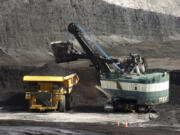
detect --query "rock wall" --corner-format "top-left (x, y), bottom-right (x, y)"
top-left (0, 0), bottom-right (179, 64)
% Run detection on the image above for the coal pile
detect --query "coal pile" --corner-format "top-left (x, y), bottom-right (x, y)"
top-left (170, 70), bottom-right (180, 85)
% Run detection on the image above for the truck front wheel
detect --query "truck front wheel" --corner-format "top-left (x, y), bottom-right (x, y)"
top-left (58, 95), bottom-right (66, 112)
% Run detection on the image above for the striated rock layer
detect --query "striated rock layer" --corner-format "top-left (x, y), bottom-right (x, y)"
top-left (0, 0), bottom-right (179, 64)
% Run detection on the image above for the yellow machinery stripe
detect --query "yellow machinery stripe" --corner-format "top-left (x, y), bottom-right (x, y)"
top-left (23, 76), bottom-right (65, 82)
top-left (23, 74), bottom-right (78, 82)
top-left (23, 73), bottom-right (78, 82)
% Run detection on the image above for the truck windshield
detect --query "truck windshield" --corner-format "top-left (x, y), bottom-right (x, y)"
top-left (24, 82), bottom-right (39, 92)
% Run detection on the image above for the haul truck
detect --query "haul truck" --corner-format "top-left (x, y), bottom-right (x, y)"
top-left (23, 74), bottom-right (79, 112)
top-left (51, 23), bottom-right (169, 112)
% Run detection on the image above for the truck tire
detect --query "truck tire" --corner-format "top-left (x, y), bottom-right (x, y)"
top-left (65, 94), bottom-right (71, 110)
top-left (58, 95), bottom-right (66, 112)
top-left (27, 100), bottom-right (32, 112)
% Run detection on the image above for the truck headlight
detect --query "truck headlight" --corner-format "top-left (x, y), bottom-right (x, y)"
top-left (26, 93), bottom-right (31, 97)
top-left (56, 94), bottom-right (61, 97)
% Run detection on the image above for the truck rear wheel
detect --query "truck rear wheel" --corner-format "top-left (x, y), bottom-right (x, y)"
top-left (65, 94), bottom-right (71, 110)
top-left (58, 95), bottom-right (66, 112)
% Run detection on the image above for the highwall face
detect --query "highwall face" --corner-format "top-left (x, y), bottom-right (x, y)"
top-left (0, 0), bottom-right (179, 63)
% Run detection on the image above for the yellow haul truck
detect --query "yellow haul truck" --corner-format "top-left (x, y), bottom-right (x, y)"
top-left (23, 74), bottom-right (79, 112)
